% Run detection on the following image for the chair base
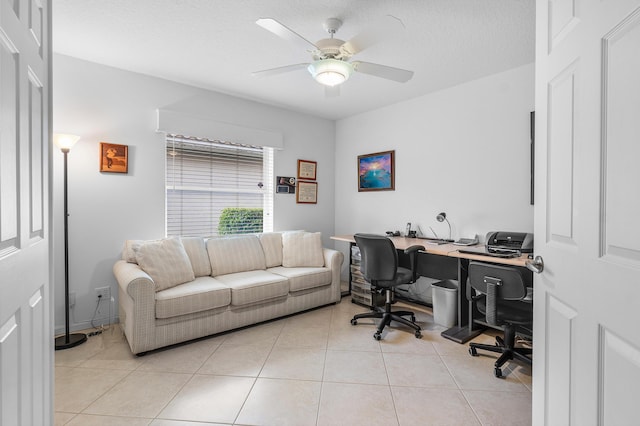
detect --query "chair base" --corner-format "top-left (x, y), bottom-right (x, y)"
top-left (469, 324), bottom-right (532, 378)
top-left (351, 289), bottom-right (422, 340)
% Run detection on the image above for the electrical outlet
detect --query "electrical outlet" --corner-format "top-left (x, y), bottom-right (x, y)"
top-left (69, 291), bottom-right (76, 307)
top-left (95, 286), bottom-right (111, 301)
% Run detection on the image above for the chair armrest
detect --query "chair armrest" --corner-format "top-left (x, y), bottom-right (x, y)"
top-left (523, 287), bottom-right (533, 302)
top-left (403, 245), bottom-right (425, 255)
top-left (404, 245), bottom-right (425, 282)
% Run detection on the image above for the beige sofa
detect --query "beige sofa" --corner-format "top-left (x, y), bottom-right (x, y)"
top-left (113, 231), bottom-right (344, 354)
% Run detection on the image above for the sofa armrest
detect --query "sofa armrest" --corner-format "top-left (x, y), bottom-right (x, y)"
top-left (113, 260), bottom-right (157, 354)
top-left (323, 248), bottom-right (345, 300)
top-left (113, 260), bottom-right (154, 296)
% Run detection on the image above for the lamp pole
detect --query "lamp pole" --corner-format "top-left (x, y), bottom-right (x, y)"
top-left (54, 136), bottom-right (87, 350)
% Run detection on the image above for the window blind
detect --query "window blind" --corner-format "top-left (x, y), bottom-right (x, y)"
top-left (166, 136), bottom-right (273, 237)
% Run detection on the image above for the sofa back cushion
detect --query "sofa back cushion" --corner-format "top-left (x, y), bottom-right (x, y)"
top-left (258, 232), bottom-right (283, 267)
top-left (282, 231), bottom-right (325, 267)
top-left (135, 238), bottom-right (195, 291)
top-left (180, 237), bottom-right (212, 277)
top-left (207, 235), bottom-right (266, 276)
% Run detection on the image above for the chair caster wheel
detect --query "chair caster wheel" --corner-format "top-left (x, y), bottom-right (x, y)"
top-left (494, 367), bottom-right (503, 378)
top-left (411, 315), bottom-right (416, 322)
top-left (373, 333), bottom-right (382, 341)
top-left (350, 319), bottom-right (357, 325)
top-left (414, 331), bottom-right (422, 339)
top-left (469, 347), bottom-right (478, 356)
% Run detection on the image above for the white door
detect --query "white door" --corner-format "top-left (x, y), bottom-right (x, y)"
top-left (0, 0), bottom-right (52, 425)
top-left (533, 0), bottom-right (640, 424)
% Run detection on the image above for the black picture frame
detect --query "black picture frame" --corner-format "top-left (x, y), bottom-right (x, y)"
top-left (530, 111), bottom-right (535, 205)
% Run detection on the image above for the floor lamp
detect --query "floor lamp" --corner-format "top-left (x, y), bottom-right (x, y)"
top-left (54, 134), bottom-right (87, 350)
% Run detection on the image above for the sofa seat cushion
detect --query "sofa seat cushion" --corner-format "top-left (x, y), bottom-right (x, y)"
top-left (155, 276), bottom-right (231, 319)
top-left (268, 266), bottom-right (332, 292)
top-left (215, 270), bottom-right (289, 306)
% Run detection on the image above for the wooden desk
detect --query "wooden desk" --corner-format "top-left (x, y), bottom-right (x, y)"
top-left (331, 234), bottom-right (531, 343)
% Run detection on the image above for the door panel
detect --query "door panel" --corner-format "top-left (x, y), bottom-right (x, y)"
top-left (600, 329), bottom-right (640, 424)
top-left (534, 1), bottom-right (640, 424)
top-left (0, 316), bottom-right (20, 424)
top-left (0, 35), bottom-right (19, 255)
top-left (28, 70), bottom-right (45, 239)
top-left (549, 0), bottom-right (579, 50)
top-left (0, 0), bottom-right (51, 425)
top-left (547, 62), bottom-right (577, 244)
top-left (602, 11), bottom-right (640, 265)
top-left (545, 295), bottom-right (575, 425)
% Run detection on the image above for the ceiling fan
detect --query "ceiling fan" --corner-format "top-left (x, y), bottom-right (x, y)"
top-left (252, 15), bottom-right (414, 94)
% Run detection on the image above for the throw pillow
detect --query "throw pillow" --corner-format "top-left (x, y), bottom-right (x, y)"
top-left (122, 239), bottom-right (158, 263)
top-left (135, 238), bottom-right (195, 291)
top-left (282, 231), bottom-right (324, 268)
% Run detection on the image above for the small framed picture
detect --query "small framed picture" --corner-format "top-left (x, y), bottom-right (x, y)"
top-left (358, 150), bottom-right (395, 191)
top-left (296, 181), bottom-right (318, 204)
top-left (99, 142), bottom-right (128, 173)
top-left (297, 159), bottom-right (317, 181)
top-left (276, 176), bottom-right (296, 194)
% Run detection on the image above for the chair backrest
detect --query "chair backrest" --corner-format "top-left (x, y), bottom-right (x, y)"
top-left (468, 261), bottom-right (532, 326)
top-left (468, 261), bottom-right (531, 300)
top-left (354, 234), bottom-right (398, 283)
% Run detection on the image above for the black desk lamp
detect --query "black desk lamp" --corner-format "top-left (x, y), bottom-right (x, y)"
top-left (54, 134), bottom-right (87, 350)
top-left (436, 212), bottom-right (452, 241)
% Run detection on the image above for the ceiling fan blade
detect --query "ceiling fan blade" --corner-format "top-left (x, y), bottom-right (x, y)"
top-left (251, 63), bottom-right (309, 78)
top-left (340, 15), bottom-right (405, 56)
top-left (256, 18), bottom-right (317, 52)
top-left (325, 85), bottom-right (340, 98)
top-left (352, 61), bottom-right (414, 83)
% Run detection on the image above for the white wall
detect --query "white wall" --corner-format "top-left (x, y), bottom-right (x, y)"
top-left (335, 63), bottom-right (534, 247)
top-left (53, 54), bottom-right (336, 333)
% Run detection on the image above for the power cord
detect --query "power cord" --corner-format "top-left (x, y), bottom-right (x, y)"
top-left (88, 294), bottom-right (112, 336)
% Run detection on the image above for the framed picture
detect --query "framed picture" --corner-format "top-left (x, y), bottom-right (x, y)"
top-left (276, 176), bottom-right (296, 194)
top-left (99, 142), bottom-right (128, 173)
top-left (297, 159), bottom-right (317, 181)
top-left (530, 111), bottom-right (535, 205)
top-left (296, 181), bottom-right (318, 204)
top-left (358, 150), bottom-right (395, 191)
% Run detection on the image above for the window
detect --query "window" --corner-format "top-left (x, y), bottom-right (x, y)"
top-left (166, 135), bottom-right (273, 237)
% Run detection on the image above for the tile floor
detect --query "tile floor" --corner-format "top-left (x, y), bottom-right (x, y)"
top-left (55, 298), bottom-right (532, 426)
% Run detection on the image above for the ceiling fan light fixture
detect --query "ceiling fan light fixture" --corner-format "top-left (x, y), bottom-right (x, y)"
top-left (308, 59), bottom-right (353, 87)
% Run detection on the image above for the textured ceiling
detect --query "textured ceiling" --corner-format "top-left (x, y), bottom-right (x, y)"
top-left (52, 0), bottom-right (535, 120)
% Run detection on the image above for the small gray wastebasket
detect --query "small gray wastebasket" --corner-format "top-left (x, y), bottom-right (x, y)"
top-left (431, 279), bottom-right (458, 327)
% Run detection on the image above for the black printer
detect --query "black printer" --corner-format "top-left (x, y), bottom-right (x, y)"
top-left (485, 231), bottom-right (534, 254)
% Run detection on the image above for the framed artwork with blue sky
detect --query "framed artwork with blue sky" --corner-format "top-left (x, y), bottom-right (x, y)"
top-left (358, 150), bottom-right (395, 192)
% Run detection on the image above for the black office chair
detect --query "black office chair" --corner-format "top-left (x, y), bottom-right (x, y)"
top-left (467, 261), bottom-right (533, 378)
top-left (350, 233), bottom-right (425, 340)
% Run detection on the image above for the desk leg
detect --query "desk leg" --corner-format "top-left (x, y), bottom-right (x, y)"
top-left (342, 242), bottom-right (354, 298)
top-left (440, 258), bottom-right (485, 344)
